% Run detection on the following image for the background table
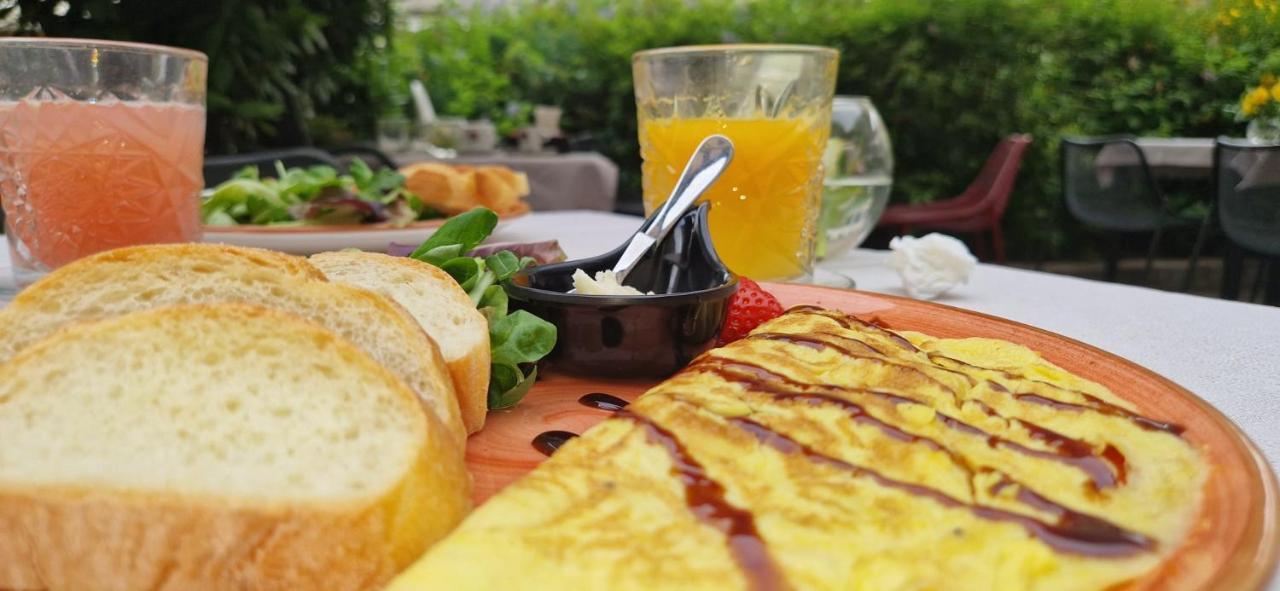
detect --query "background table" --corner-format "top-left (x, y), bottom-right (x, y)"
top-left (393, 150), bottom-right (619, 212)
top-left (2, 213), bottom-right (1278, 588)
top-left (1094, 136), bottom-right (1279, 192)
top-left (1132, 137), bottom-right (1215, 175)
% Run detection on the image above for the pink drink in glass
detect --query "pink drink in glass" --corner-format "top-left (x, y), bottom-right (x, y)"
top-left (0, 99), bottom-right (206, 270)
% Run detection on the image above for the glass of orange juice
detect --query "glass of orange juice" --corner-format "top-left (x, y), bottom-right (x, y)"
top-left (0, 38), bottom-right (207, 287)
top-left (634, 45), bottom-right (838, 281)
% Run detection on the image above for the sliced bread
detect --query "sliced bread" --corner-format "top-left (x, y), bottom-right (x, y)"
top-left (310, 251), bottom-right (492, 434)
top-left (0, 304), bottom-right (471, 591)
top-left (0, 243), bottom-right (322, 361)
top-left (0, 243), bottom-right (466, 445)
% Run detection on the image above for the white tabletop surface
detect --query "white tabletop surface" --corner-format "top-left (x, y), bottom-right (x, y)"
top-left (503, 214), bottom-right (1280, 590)
top-left (492, 212), bottom-right (1280, 475)
top-left (4, 212), bottom-right (1279, 587)
top-left (1135, 137), bottom-right (1215, 169)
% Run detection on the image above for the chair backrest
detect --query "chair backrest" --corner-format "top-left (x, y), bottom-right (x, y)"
top-left (203, 147), bottom-right (341, 187)
top-left (330, 144), bottom-right (400, 172)
top-left (970, 133), bottom-right (1033, 219)
top-left (1215, 138), bottom-right (1280, 256)
top-left (1060, 136), bottom-right (1167, 232)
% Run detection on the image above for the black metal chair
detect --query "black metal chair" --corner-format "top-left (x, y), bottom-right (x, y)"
top-left (203, 147), bottom-right (341, 187)
top-left (330, 144), bottom-right (400, 171)
top-left (1215, 138), bottom-right (1280, 305)
top-left (1061, 136), bottom-right (1209, 284)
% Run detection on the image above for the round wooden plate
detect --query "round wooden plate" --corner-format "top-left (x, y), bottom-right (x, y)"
top-left (467, 283), bottom-right (1280, 590)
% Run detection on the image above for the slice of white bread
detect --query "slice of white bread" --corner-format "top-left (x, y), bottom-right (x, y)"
top-left (0, 304), bottom-right (471, 591)
top-left (310, 251), bottom-right (491, 434)
top-left (0, 244), bottom-right (466, 446)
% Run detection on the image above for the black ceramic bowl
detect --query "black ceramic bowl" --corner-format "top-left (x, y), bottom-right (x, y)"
top-left (506, 203), bottom-right (737, 378)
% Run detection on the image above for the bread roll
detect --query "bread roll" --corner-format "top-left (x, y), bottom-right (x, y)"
top-left (399, 162), bottom-right (528, 215)
top-left (472, 167), bottom-right (528, 213)
top-left (401, 162), bottom-right (478, 214)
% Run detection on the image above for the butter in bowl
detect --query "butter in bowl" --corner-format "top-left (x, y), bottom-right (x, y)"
top-left (506, 203), bottom-right (737, 378)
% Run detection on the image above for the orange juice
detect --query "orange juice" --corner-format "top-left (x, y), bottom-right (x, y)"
top-left (640, 116), bottom-right (828, 279)
top-left (0, 100), bottom-right (205, 271)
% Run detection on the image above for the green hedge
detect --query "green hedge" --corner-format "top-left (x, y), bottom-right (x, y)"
top-left (391, 0), bottom-right (1279, 259)
top-left (3, 0), bottom-right (394, 153)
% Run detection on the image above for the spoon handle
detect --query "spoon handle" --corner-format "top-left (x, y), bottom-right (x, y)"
top-left (651, 135), bottom-right (734, 240)
top-left (611, 134), bottom-right (734, 283)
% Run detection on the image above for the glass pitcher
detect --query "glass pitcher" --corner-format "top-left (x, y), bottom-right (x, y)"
top-left (817, 96), bottom-right (894, 258)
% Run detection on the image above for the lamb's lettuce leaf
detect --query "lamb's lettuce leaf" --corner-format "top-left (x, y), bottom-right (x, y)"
top-left (408, 208), bottom-right (556, 409)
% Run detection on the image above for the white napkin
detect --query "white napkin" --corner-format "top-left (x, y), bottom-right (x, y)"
top-left (887, 233), bottom-right (977, 300)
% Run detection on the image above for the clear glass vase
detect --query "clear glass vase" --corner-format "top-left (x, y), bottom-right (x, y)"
top-left (817, 96), bottom-right (894, 259)
top-left (1246, 118), bottom-right (1280, 144)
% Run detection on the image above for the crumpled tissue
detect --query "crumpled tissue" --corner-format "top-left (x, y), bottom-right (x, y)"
top-left (887, 233), bottom-right (977, 300)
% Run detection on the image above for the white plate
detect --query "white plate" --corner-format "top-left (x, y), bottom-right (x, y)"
top-left (201, 205), bottom-right (530, 255)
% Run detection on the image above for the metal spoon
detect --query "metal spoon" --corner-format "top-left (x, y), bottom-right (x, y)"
top-left (610, 134), bottom-right (734, 285)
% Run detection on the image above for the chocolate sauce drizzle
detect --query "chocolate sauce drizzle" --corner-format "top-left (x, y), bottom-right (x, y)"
top-left (726, 415), bottom-right (1153, 557)
top-left (786, 305), bottom-right (919, 352)
top-left (932, 354), bottom-right (1185, 436)
top-left (963, 399), bottom-right (1127, 488)
top-left (616, 410), bottom-right (787, 591)
top-left (531, 430), bottom-right (579, 457)
top-left (579, 392), bottom-right (630, 412)
top-left (693, 358), bottom-right (1123, 490)
top-left (750, 332), bottom-right (966, 399)
top-left (786, 309), bottom-right (1182, 439)
top-left (1017, 393), bottom-right (1185, 436)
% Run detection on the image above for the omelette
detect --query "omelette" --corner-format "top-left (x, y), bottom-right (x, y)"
top-left (390, 307), bottom-right (1205, 590)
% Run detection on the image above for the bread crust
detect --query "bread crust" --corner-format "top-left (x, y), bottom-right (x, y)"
top-left (315, 282), bottom-right (467, 444)
top-left (0, 244), bottom-right (466, 446)
top-left (0, 243), bottom-right (326, 362)
top-left (75, 243), bottom-right (328, 281)
top-left (310, 252), bottom-right (492, 434)
top-left (0, 304), bottom-right (471, 591)
top-left (398, 163), bottom-right (528, 216)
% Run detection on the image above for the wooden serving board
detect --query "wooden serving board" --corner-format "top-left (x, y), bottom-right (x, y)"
top-left (465, 283), bottom-right (1280, 590)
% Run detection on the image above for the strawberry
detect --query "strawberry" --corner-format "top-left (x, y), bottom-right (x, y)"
top-left (718, 277), bottom-right (784, 346)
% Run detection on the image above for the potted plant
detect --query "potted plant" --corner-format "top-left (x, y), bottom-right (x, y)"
top-left (1237, 74), bottom-right (1280, 144)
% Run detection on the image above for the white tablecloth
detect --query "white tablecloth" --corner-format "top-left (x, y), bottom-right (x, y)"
top-left (1095, 138), bottom-right (1280, 187)
top-left (1134, 137), bottom-right (1215, 169)
top-left (492, 212), bottom-right (1280, 474)
top-left (505, 215), bottom-right (1280, 590)
top-left (1095, 137), bottom-right (1215, 181)
top-left (5, 213), bottom-right (1279, 468)
top-left (3, 213), bottom-right (1279, 588)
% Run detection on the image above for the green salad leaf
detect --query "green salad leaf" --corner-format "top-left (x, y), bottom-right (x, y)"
top-left (410, 208), bottom-right (499, 264)
top-left (200, 160), bottom-right (443, 227)
top-left (408, 207), bottom-right (557, 409)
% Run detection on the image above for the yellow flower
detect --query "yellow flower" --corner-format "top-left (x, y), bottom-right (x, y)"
top-left (1263, 73), bottom-right (1278, 88)
top-left (1242, 86), bottom-right (1273, 117)
top-left (1272, 85), bottom-right (1280, 102)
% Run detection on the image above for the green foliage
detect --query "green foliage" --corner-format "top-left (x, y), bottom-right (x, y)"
top-left (394, 0), bottom-right (1279, 259)
top-left (408, 208), bottom-right (556, 409)
top-left (1, 0), bottom-right (394, 153)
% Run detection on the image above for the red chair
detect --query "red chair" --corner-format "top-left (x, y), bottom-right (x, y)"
top-left (876, 134), bottom-right (1033, 262)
